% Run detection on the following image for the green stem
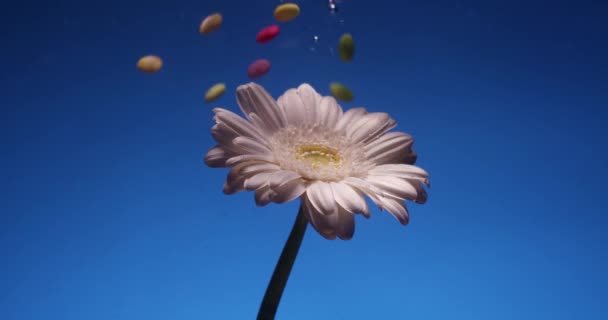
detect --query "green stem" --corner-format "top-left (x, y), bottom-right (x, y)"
top-left (257, 205), bottom-right (308, 320)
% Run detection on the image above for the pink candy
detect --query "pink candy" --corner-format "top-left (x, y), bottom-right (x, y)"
top-left (256, 25), bottom-right (280, 43)
top-left (247, 59), bottom-right (271, 79)
top-left (248, 26), bottom-right (277, 78)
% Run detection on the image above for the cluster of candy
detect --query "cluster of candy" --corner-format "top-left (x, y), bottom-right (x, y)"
top-left (136, 2), bottom-right (355, 104)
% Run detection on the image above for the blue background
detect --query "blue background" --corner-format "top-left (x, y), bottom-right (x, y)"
top-left (1, 0), bottom-right (607, 319)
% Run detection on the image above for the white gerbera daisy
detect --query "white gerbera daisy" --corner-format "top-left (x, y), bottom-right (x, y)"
top-left (205, 83), bottom-right (429, 240)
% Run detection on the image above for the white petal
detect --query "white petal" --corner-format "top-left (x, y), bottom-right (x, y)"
top-left (368, 164), bottom-right (429, 202)
top-left (277, 88), bottom-right (307, 126)
top-left (410, 180), bottom-right (428, 204)
top-left (224, 161), bottom-right (277, 195)
top-left (363, 192), bottom-right (385, 211)
top-left (236, 83), bottom-right (286, 131)
top-left (365, 132), bottom-right (413, 156)
top-left (342, 177), bottom-right (386, 199)
top-left (225, 154), bottom-right (276, 167)
top-left (226, 161), bottom-right (276, 186)
top-left (211, 123), bottom-right (238, 146)
top-left (213, 108), bottom-right (267, 143)
top-left (302, 194), bottom-right (338, 240)
top-left (243, 171), bottom-right (274, 190)
top-left (226, 161), bottom-right (255, 180)
top-left (379, 197), bottom-right (410, 225)
top-left (255, 186), bottom-right (276, 206)
top-left (317, 96), bottom-right (343, 127)
top-left (330, 182), bottom-right (369, 217)
top-left (204, 146), bottom-right (230, 168)
top-left (270, 179), bottom-right (306, 204)
top-left (241, 162), bottom-right (281, 174)
top-left (365, 132), bottom-right (416, 165)
top-left (233, 136), bottom-right (272, 155)
top-left (222, 161), bottom-right (252, 194)
top-left (404, 151), bottom-right (417, 165)
top-left (343, 177), bottom-right (389, 216)
top-left (296, 83), bottom-right (322, 124)
top-left (336, 206), bottom-right (355, 240)
top-left (303, 186), bottom-right (357, 240)
top-left (368, 164), bottom-right (429, 183)
top-left (210, 124), bottom-right (248, 157)
top-left (268, 170), bottom-right (301, 189)
top-left (223, 174), bottom-right (247, 194)
top-left (223, 180), bottom-right (244, 195)
top-left (335, 107), bottom-right (367, 131)
top-left (347, 113), bottom-right (394, 143)
top-left (365, 176), bottom-right (418, 201)
top-left (248, 113), bottom-right (274, 137)
top-left (306, 181), bottom-right (337, 215)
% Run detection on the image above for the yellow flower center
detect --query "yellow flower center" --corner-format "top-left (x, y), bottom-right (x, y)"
top-left (269, 125), bottom-right (372, 181)
top-left (296, 144), bottom-right (341, 168)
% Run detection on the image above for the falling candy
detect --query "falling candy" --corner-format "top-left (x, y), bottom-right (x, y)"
top-left (329, 82), bottom-right (353, 102)
top-left (137, 55), bottom-right (163, 73)
top-left (247, 59), bottom-right (271, 79)
top-left (338, 33), bottom-right (355, 62)
top-left (256, 25), bottom-right (280, 43)
top-left (199, 13), bottom-right (223, 35)
top-left (205, 83), bottom-right (226, 102)
top-left (274, 3), bottom-right (300, 22)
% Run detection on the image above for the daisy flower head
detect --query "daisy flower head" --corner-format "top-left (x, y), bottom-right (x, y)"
top-left (205, 83), bottom-right (429, 240)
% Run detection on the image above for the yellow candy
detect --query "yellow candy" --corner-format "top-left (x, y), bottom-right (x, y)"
top-left (274, 3), bottom-right (300, 22)
top-left (329, 82), bottom-right (354, 102)
top-left (137, 55), bottom-right (163, 73)
top-left (205, 83), bottom-right (226, 102)
top-left (200, 13), bottom-right (223, 35)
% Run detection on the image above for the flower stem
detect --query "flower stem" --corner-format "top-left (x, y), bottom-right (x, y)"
top-left (257, 205), bottom-right (308, 320)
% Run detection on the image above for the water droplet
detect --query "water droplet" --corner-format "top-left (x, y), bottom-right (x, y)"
top-left (328, 0), bottom-right (338, 14)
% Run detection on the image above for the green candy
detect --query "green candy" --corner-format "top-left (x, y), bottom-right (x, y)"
top-left (330, 82), bottom-right (354, 102)
top-left (338, 33), bottom-right (355, 62)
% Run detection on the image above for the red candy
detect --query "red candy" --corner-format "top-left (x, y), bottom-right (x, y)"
top-left (247, 59), bottom-right (271, 79)
top-left (256, 25), bottom-right (280, 43)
